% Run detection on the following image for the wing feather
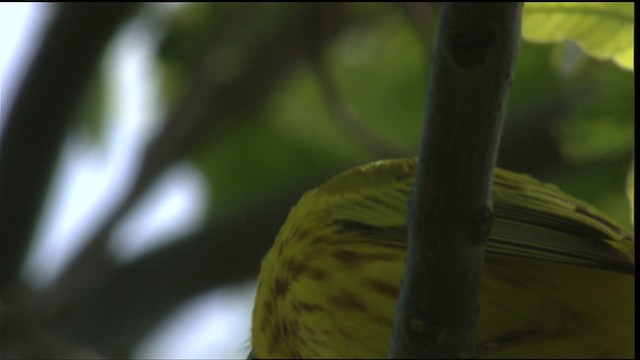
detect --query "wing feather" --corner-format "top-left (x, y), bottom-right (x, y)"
top-left (306, 158), bottom-right (634, 273)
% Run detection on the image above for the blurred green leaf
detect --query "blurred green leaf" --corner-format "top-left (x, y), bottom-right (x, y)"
top-left (328, 11), bottom-right (427, 148)
top-left (522, 2), bottom-right (634, 71)
top-left (192, 63), bottom-right (372, 214)
top-left (554, 61), bottom-right (634, 162)
top-left (507, 42), bottom-right (564, 114)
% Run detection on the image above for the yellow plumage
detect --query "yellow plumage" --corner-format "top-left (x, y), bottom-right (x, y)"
top-left (251, 158), bottom-right (634, 358)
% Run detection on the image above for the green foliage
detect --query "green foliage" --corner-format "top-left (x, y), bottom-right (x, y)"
top-left (192, 67), bottom-right (371, 213)
top-left (522, 2), bottom-right (634, 71)
top-left (327, 12), bottom-right (427, 148)
top-left (144, 3), bottom-right (636, 225)
top-left (506, 41), bottom-right (564, 117)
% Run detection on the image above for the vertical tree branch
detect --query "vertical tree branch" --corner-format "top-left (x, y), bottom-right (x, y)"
top-left (390, 3), bottom-right (522, 358)
top-left (0, 3), bottom-right (138, 294)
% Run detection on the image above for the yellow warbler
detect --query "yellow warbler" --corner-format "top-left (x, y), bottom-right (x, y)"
top-left (251, 158), bottom-right (634, 358)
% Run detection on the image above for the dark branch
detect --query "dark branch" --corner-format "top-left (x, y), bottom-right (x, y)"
top-left (0, 3), bottom-right (139, 295)
top-left (52, 190), bottom-right (305, 356)
top-left (390, 3), bottom-right (522, 358)
top-left (35, 3), bottom-right (355, 320)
